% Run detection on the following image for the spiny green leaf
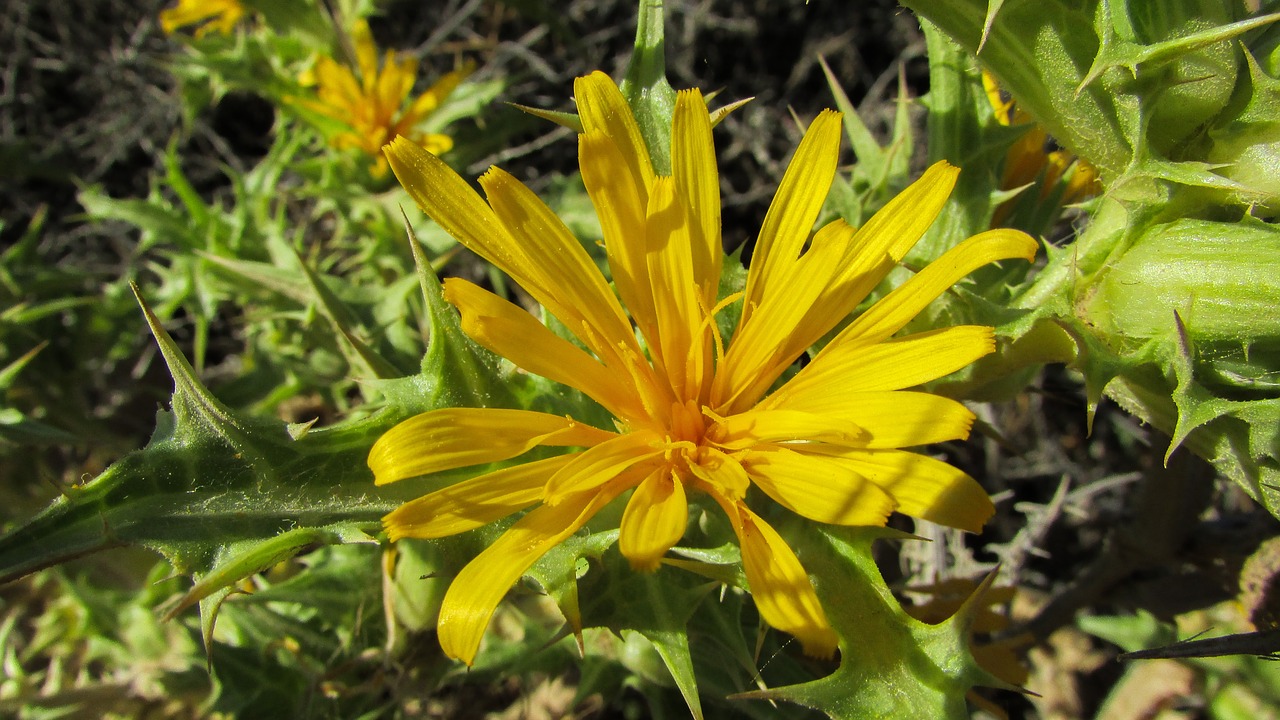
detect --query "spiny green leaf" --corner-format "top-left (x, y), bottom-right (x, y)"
top-left (737, 524), bottom-right (995, 719)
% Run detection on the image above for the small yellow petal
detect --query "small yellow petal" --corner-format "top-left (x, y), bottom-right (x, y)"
top-left (618, 470), bottom-right (689, 571)
top-left (383, 454), bottom-right (573, 540)
top-left (740, 445), bottom-right (895, 526)
top-left (542, 431), bottom-right (665, 502)
top-left (832, 229), bottom-right (1037, 348)
top-left (368, 408), bottom-right (614, 485)
top-left (801, 447), bottom-right (995, 533)
top-left (712, 494), bottom-right (837, 658)
top-left (438, 479), bottom-right (631, 665)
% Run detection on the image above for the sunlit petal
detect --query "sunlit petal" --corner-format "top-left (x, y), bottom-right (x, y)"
top-left (762, 390), bottom-right (975, 449)
top-left (368, 408), bottom-right (615, 485)
top-left (438, 479), bottom-right (631, 665)
top-left (740, 445), bottom-right (895, 526)
top-left (800, 446), bottom-right (995, 533)
top-left (580, 131), bottom-right (657, 342)
top-left (711, 493), bottom-right (837, 658)
top-left (708, 408), bottom-right (862, 450)
top-left (618, 469), bottom-right (689, 571)
top-left (443, 278), bottom-right (642, 421)
top-left (784, 326), bottom-right (995, 401)
top-left (383, 454), bottom-right (574, 540)
top-left (831, 229), bottom-right (1038, 348)
top-left (740, 110), bottom-right (842, 324)
top-left (714, 219), bottom-right (852, 412)
top-left (574, 72), bottom-right (654, 195)
top-left (644, 177), bottom-right (705, 399)
top-left (542, 430), bottom-right (665, 502)
top-left (671, 88), bottom-right (721, 300)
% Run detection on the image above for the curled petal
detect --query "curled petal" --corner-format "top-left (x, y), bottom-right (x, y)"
top-left (712, 493), bottom-right (837, 658)
top-left (542, 431), bottom-right (665, 503)
top-left (368, 408), bottom-right (614, 485)
top-left (574, 72), bottom-right (654, 196)
top-left (618, 469), bottom-right (689, 571)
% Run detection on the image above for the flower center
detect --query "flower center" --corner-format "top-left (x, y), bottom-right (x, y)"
top-left (667, 399), bottom-right (708, 445)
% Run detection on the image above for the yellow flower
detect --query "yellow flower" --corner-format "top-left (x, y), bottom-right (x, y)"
top-left (160, 0), bottom-right (245, 37)
top-left (370, 71), bottom-right (1037, 665)
top-left (983, 72), bottom-right (1100, 225)
top-left (298, 20), bottom-right (470, 175)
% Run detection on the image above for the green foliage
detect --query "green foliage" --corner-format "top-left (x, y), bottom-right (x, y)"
top-left (903, 0), bottom-right (1280, 516)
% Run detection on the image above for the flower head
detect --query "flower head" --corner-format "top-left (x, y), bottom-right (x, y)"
top-left (984, 71), bottom-right (1100, 224)
top-left (370, 72), bottom-right (1037, 664)
top-left (160, 0), bottom-right (245, 37)
top-left (298, 20), bottom-right (470, 175)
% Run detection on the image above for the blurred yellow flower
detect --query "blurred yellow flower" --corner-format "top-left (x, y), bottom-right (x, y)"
top-left (160, 0), bottom-right (245, 37)
top-left (984, 71), bottom-right (1100, 225)
top-left (370, 71), bottom-right (1037, 665)
top-left (299, 20), bottom-right (470, 175)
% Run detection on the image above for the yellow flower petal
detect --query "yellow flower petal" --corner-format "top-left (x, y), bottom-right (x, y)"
top-left (739, 446), bottom-right (896, 526)
top-left (671, 88), bottom-right (722, 301)
top-left (438, 479), bottom-right (631, 665)
top-left (574, 72), bottom-right (654, 196)
top-left (351, 20), bottom-right (379, 87)
top-left (740, 109), bottom-right (842, 325)
top-left (761, 390), bottom-right (975, 449)
top-left (443, 278), bottom-right (642, 421)
top-left (712, 494), bottom-right (837, 658)
top-left (713, 219), bottom-right (852, 412)
top-left (383, 454), bottom-right (574, 540)
top-left (784, 325), bottom-right (995, 401)
top-left (478, 165), bottom-right (639, 365)
top-left (707, 408), bottom-right (862, 450)
top-left (618, 469), bottom-right (689, 571)
top-left (405, 65), bottom-right (471, 122)
top-left (542, 430), bottom-right (665, 502)
top-left (832, 229), bottom-right (1038, 348)
top-left (801, 447), bottom-right (995, 532)
top-left (579, 130), bottom-right (658, 345)
top-left (644, 177), bottom-right (706, 400)
top-left (385, 136), bottom-right (510, 259)
top-left (368, 408), bottom-right (615, 485)
top-left (799, 161), bottom-right (959, 334)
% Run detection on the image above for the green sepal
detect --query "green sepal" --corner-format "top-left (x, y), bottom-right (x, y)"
top-left (619, 0), bottom-right (677, 175)
top-left (737, 524), bottom-right (1000, 719)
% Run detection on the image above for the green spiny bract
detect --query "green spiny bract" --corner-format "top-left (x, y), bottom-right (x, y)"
top-left (904, 0), bottom-right (1280, 517)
